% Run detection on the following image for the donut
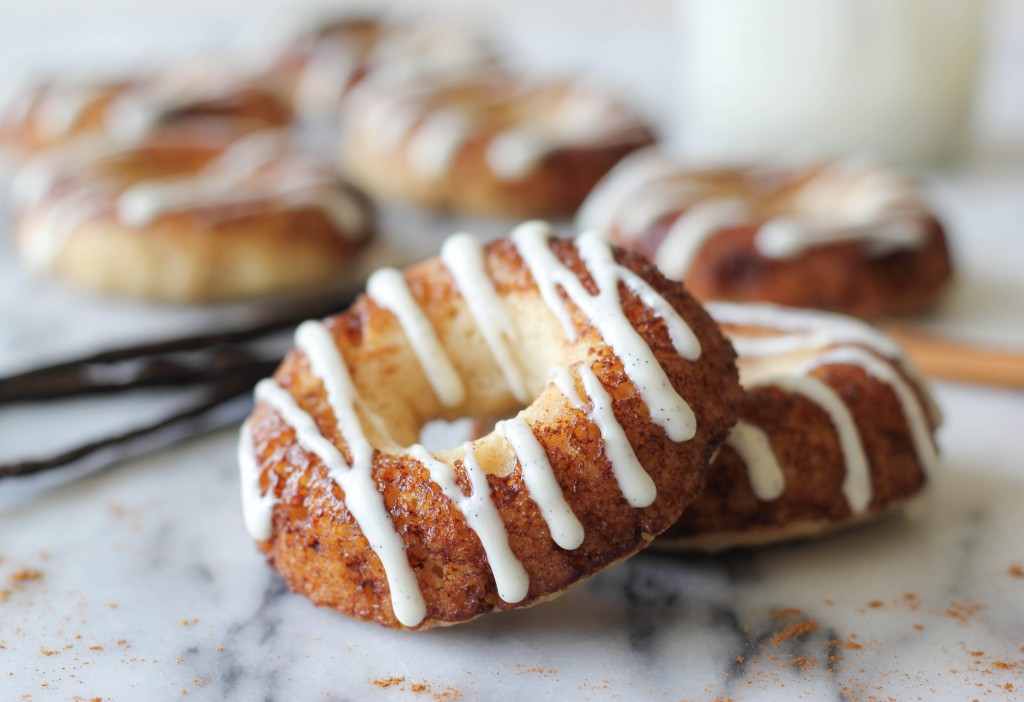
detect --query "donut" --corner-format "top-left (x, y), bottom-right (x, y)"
top-left (340, 69), bottom-right (656, 217)
top-left (266, 16), bottom-right (495, 122)
top-left (0, 73), bottom-right (131, 158)
top-left (239, 222), bottom-right (740, 628)
top-left (658, 302), bottom-right (941, 551)
top-left (577, 149), bottom-right (953, 318)
top-left (0, 61), bottom-right (292, 159)
top-left (11, 130), bottom-right (374, 302)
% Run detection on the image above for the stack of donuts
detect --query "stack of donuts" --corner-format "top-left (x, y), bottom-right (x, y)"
top-left (240, 222), bottom-right (943, 629)
top-left (1, 11), bottom-right (954, 632)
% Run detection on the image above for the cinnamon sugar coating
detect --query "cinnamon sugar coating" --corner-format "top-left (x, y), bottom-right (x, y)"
top-left (248, 239), bottom-right (740, 627)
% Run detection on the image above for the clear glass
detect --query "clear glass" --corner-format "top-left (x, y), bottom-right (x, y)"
top-left (674, 0), bottom-right (987, 168)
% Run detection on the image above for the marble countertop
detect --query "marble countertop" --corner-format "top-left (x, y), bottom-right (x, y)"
top-left (3, 4), bottom-right (1024, 701)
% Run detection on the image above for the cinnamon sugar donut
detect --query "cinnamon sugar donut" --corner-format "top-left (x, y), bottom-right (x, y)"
top-left (0, 61), bottom-right (292, 159)
top-left (267, 16), bottom-right (495, 122)
top-left (659, 303), bottom-right (941, 551)
top-left (239, 222), bottom-right (740, 628)
top-left (340, 70), bottom-right (655, 217)
top-left (12, 130), bottom-right (373, 302)
top-left (577, 150), bottom-right (953, 318)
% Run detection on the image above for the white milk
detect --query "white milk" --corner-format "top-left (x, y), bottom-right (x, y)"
top-left (674, 0), bottom-right (985, 167)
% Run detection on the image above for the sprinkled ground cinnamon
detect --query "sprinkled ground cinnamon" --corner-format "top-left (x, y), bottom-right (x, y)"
top-left (946, 601), bottom-right (984, 624)
top-left (11, 568), bottom-right (43, 583)
top-left (373, 677), bottom-right (405, 688)
top-left (1008, 563), bottom-right (1024, 578)
top-left (770, 619), bottom-right (819, 646)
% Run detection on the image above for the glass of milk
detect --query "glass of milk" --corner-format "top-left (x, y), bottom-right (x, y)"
top-left (674, 0), bottom-right (986, 168)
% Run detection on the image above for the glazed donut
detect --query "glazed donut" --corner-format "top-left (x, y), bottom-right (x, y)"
top-left (239, 222), bottom-right (740, 628)
top-left (266, 16), bottom-right (495, 121)
top-left (340, 69), bottom-right (655, 217)
top-left (12, 130), bottom-right (374, 302)
top-left (577, 150), bottom-right (953, 318)
top-left (0, 61), bottom-right (292, 159)
top-left (659, 302), bottom-right (941, 551)
top-left (0, 73), bottom-right (131, 158)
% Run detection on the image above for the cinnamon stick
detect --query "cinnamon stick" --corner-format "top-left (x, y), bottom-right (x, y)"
top-left (883, 324), bottom-right (1024, 390)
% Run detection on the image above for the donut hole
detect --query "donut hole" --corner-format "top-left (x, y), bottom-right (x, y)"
top-left (418, 416), bottom-right (483, 452)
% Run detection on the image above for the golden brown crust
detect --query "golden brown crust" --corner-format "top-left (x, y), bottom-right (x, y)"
top-left (658, 316), bottom-right (939, 552)
top-left (640, 217), bottom-right (953, 320)
top-left (0, 76), bottom-right (292, 160)
top-left (247, 237), bottom-right (741, 628)
top-left (341, 75), bottom-right (655, 218)
top-left (0, 82), bottom-right (127, 157)
top-left (13, 136), bottom-right (374, 303)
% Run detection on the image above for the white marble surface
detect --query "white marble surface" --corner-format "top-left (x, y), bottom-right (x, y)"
top-left (3, 3), bottom-right (1024, 701)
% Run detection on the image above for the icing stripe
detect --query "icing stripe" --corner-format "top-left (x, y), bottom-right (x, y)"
top-left (755, 215), bottom-right (928, 260)
top-left (708, 301), bottom-right (941, 426)
top-left (293, 321), bottom-right (428, 627)
top-left (800, 347), bottom-right (939, 476)
top-left (440, 233), bottom-right (530, 404)
top-left (578, 154), bottom-right (932, 275)
top-left (366, 267), bottom-right (466, 408)
top-left (574, 147), bottom-right (680, 235)
top-left (407, 108), bottom-right (470, 180)
top-left (709, 302), bottom-right (940, 513)
top-left (116, 131), bottom-right (366, 235)
top-left (407, 443), bottom-right (529, 603)
top-left (511, 221), bottom-right (699, 442)
top-left (238, 418), bottom-right (278, 541)
top-left (752, 373), bottom-right (872, 514)
top-left (499, 418), bottom-right (585, 550)
top-left (654, 198), bottom-right (751, 280)
top-left (725, 420), bottom-right (785, 501)
top-left (551, 365), bottom-right (656, 508)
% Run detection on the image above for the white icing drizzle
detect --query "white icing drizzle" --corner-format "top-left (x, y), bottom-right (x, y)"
top-left (752, 373), bottom-right (872, 513)
top-left (115, 131), bottom-right (366, 236)
top-left (725, 420), bottom-right (785, 501)
top-left (578, 152), bottom-right (933, 274)
top-left (440, 233), bottom-right (530, 404)
top-left (292, 320), bottom-right (427, 628)
top-left (11, 138), bottom-right (115, 208)
top-left (550, 365), bottom-right (656, 508)
top-left (498, 418), bottom-right (585, 550)
top-left (707, 301), bottom-right (941, 426)
top-left (104, 60), bottom-right (253, 143)
top-left (406, 108), bottom-right (471, 180)
top-left (710, 302), bottom-right (901, 357)
top-left (353, 72), bottom-right (646, 183)
top-left (294, 42), bottom-right (359, 117)
top-left (708, 302), bottom-right (941, 513)
top-left (407, 443), bottom-right (529, 603)
top-left (485, 128), bottom-right (547, 181)
top-left (366, 267), bottom-right (466, 408)
top-left (34, 84), bottom-right (107, 138)
top-left (575, 147), bottom-right (683, 237)
top-left (511, 222), bottom-right (700, 442)
top-left (655, 198), bottom-right (752, 279)
top-left (755, 215), bottom-right (928, 260)
top-left (799, 347), bottom-right (939, 476)
top-left (238, 418), bottom-right (277, 541)
top-left (20, 189), bottom-right (108, 271)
